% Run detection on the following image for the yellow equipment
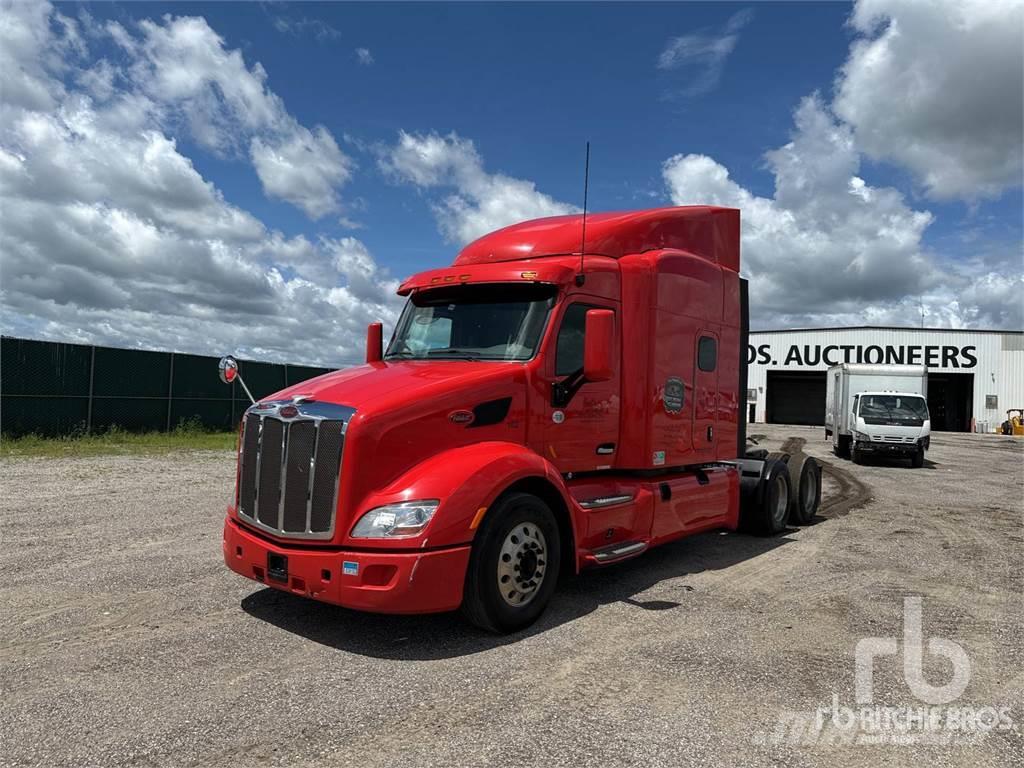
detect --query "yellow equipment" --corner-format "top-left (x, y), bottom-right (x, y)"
top-left (1001, 409), bottom-right (1024, 436)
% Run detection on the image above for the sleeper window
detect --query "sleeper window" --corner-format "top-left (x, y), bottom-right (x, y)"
top-left (697, 336), bottom-right (717, 372)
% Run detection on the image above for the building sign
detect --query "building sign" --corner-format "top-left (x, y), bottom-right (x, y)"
top-left (748, 343), bottom-right (978, 369)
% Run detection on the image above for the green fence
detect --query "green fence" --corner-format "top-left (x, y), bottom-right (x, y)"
top-left (0, 336), bottom-right (335, 437)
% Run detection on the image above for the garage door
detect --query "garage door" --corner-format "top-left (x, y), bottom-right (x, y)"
top-left (766, 371), bottom-right (827, 425)
top-left (927, 372), bottom-right (973, 432)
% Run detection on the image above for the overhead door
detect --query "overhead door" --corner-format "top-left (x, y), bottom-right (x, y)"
top-left (927, 373), bottom-right (973, 432)
top-left (766, 371), bottom-right (827, 425)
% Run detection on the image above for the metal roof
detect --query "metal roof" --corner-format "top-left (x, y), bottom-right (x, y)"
top-left (751, 326), bottom-right (1023, 335)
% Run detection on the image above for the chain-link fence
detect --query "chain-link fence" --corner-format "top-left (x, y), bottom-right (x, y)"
top-left (1, 336), bottom-right (334, 437)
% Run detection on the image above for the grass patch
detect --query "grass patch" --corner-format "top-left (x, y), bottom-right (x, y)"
top-left (1, 419), bottom-right (236, 458)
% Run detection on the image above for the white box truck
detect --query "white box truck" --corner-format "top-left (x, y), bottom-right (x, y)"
top-left (824, 364), bottom-right (931, 467)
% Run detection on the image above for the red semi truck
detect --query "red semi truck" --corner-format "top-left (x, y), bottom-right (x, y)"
top-left (219, 206), bottom-right (821, 632)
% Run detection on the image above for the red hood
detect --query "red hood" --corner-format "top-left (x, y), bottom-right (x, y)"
top-left (267, 360), bottom-right (524, 415)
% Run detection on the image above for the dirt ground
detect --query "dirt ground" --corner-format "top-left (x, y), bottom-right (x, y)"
top-left (2, 425), bottom-right (1022, 767)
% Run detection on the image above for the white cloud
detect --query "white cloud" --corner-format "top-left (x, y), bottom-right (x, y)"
top-left (251, 127), bottom-right (352, 219)
top-left (105, 13), bottom-right (352, 218)
top-left (657, 9), bottom-right (753, 98)
top-left (271, 15), bottom-right (340, 42)
top-left (355, 47), bottom-right (374, 66)
top-left (663, 96), bottom-right (1022, 330)
top-left (834, 0), bottom-right (1024, 201)
top-left (0, 2), bottom-right (400, 366)
top-left (380, 131), bottom-right (577, 244)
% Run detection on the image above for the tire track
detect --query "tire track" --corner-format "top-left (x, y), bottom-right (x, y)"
top-left (780, 435), bottom-right (872, 519)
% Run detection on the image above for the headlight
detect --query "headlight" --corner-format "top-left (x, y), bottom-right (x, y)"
top-left (350, 500), bottom-right (439, 538)
top-left (852, 431), bottom-right (870, 442)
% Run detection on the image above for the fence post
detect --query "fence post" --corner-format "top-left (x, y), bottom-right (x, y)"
top-left (86, 345), bottom-right (96, 434)
top-left (165, 352), bottom-right (175, 432)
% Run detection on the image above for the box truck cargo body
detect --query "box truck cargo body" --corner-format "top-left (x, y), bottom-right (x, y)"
top-left (825, 364), bottom-right (930, 466)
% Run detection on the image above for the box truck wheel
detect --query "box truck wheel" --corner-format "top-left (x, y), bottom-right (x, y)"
top-left (461, 492), bottom-right (561, 634)
top-left (851, 445), bottom-right (864, 465)
top-left (787, 453), bottom-right (821, 525)
top-left (911, 446), bottom-right (925, 468)
top-left (751, 459), bottom-right (792, 536)
top-left (835, 436), bottom-right (851, 459)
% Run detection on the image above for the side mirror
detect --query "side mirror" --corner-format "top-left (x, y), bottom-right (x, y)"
top-left (218, 355), bottom-right (254, 404)
top-left (583, 309), bottom-right (614, 382)
top-left (218, 355), bottom-right (238, 384)
top-left (366, 322), bottom-right (383, 363)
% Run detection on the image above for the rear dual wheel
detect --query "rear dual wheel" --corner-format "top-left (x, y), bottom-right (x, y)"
top-left (763, 452), bottom-right (821, 526)
top-left (786, 452), bottom-right (821, 524)
top-left (461, 492), bottom-right (561, 634)
top-left (750, 459), bottom-right (792, 536)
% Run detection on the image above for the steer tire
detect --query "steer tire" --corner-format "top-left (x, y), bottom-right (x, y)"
top-left (911, 447), bottom-right (925, 468)
top-left (851, 446), bottom-right (864, 465)
top-left (461, 492), bottom-right (561, 634)
top-left (750, 459), bottom-right (792, 536)
top-left (787, 452), bottom-right (821, 525)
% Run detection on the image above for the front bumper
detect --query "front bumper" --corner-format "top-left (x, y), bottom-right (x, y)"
top-left (222, 516), bottom-right (470, 614)
top-left (855, 441), bottom-right (921, 456)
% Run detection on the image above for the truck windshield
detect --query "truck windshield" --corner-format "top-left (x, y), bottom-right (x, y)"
top-left (858, 394), bottom-right (929, 426)
top-left (385, 283), bottom-right (557, 361)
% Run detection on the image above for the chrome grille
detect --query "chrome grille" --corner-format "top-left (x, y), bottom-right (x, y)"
top-left (256, 418), bottom-right (285, 527)
top-left (282, 421), bottom-right (316, 532)
top-left (237, 401), bottom-right (354, 540)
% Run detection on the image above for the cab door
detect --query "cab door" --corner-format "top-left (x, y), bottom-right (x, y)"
top-left (692, 331), bottom-right (719, 461)
top-left (540, 300), bottom-right (621, 473)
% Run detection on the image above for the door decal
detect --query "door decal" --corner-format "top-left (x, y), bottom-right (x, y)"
top-left (664, 377), bottom-right (684, 414)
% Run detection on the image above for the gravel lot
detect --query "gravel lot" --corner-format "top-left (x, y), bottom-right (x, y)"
top-left (2, 425), bottom-right (1022, 767)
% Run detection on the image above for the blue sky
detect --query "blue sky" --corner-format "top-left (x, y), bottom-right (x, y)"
top-left (1, 1), bottom-right (1021, 364)
top-left (87, 1), bottom-right (858, 272)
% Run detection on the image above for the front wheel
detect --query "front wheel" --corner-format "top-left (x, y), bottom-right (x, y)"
top-left (461, 492), bottom-right (561, 633)
top-left (911, 446), bottom-right (925, 468)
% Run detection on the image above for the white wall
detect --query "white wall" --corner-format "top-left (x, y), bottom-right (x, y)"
top-left (746, 328), bottom-right (1024, 431)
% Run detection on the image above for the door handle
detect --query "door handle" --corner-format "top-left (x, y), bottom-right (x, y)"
top-left (596, 443), bottom-right (616, 455)
top-left (706, 426), bottom-right (713, 442)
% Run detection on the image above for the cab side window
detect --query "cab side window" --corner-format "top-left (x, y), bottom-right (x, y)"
top-left (555, 304), bottom-right (591, 376)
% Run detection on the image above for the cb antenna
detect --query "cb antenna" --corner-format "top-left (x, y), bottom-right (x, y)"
top-left (575, 141), bottom-right (590, 287)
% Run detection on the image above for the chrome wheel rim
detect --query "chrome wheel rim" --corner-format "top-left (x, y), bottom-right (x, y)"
top-left (497, 522), bottom-right (547, 607)
top-left (771, 474), bottom-right (789, 526)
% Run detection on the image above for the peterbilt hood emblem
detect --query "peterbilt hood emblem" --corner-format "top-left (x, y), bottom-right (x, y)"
top-left (250, 394), bottom-right (322, 419)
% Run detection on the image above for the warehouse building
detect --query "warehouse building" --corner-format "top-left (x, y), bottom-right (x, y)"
top-left (746, 327), bottom-right (1024, 432)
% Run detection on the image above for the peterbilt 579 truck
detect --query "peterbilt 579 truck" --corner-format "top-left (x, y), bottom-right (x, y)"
top-left (218, 206), bottom-right (821, 633)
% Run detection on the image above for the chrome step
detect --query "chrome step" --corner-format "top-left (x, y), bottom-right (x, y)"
top-left (591, 540), bottom-right (647, 563)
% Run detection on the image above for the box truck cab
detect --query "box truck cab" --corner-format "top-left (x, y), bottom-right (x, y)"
top-left (824, 364), bottom-right (930, 467)
top-left (218, 207), bottom-right (821, 632)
